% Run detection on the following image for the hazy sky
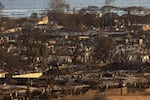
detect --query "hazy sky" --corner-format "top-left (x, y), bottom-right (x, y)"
top-left (65, 0), bottom-right (150, 8)
top-left (0, 0), bottom-right (149, 9)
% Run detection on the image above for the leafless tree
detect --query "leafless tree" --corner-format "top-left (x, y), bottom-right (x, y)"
top-left (49, 0), bottom-right (69, 11)
top-left (105, 0), bottom-right (115, 5)
top-left (94, 36), bottom-right (113, 63)
top-left (0, 2), bottom-right (4, 14)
